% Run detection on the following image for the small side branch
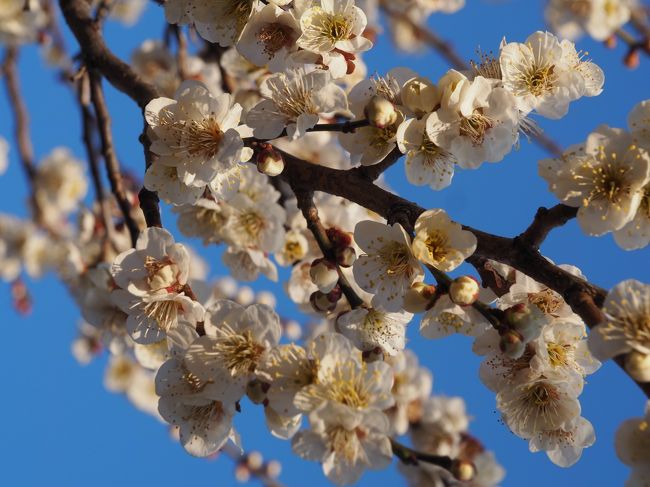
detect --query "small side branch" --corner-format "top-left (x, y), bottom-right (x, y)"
top-left (88, 71), bottom-right (140, 246)
top-left (517, 204), bottom-right (578, 248)
top-left (391, 438), bottom-right (453, 470)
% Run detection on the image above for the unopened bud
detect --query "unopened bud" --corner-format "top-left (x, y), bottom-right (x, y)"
top-left (451, 459), bottom-right (476, 482)
top-left (283, 319), bottom-right (302, 341)
top-left (309, 258), bottom-right (339, 293)
top-left (337, 247), bottom-right (356, 267)
top-left (265, 460), bottom-right (282, 479)
top-left (401, 77), bottom-right (440, 115)
top-left (235, 286), bottom-right (255, 305)
top-left (246, 451), bottom-right (264, 470)
top-left (624, 49), bottom-right (640, 69)
top-left (364, 95), bottom-right (398, 128)
top-left (310, 291), bottom-right (337, 312)
top-left (256, 148), bottom-right (284, 176)
top-left (604, 35), bottom-right (617, 49)
top-left (449, 275), bottom-right (480, 306)
top-left (402, 282), bottom-right (437, 313)
top-left (504, 303), bottom-right (544, 342)
top-left (326, 227), bottom-right (353, 249)
top-left (234, 463), bottom-right (251, 483)
top-left (499, 329), bottom-right (526, 359)
top-left (246, 379), bottom-right (269, 405)
top-left (625, 350), bottom-right (650, 382)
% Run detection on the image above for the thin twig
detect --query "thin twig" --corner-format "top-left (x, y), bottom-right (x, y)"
top-left (88, 71), bottom-right (140, 246)
top-left (244, 119), bottom-right (370, 144)
top-left (391, 438), bottom-right (453, 470)
top-left (78, 71), bottom-right (116, 251)
top-left (2, 47), bottom-right (40, 220)
top-left (517, 204), bottom-right (578, 248)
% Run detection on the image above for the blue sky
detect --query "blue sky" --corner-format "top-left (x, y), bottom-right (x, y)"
top-left (0, 1), bottom-right (648, 486)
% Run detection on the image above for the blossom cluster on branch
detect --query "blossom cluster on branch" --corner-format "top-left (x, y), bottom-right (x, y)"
top-left (1, 1), bottom-right (649, 486)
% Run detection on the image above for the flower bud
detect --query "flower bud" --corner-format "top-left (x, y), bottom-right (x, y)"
top-left (604, 35), bottom-right (617, 49)
top-left (310, 291), bottom-right (337, 312)
top-left (624, 49), bottom-right (640, 69)
top-left (451, 459), bottom-right (476, 482)
top-left (256, 148), bottom-right (284, 176)
top-left (326, 226), bottom-right (353, 249)
top-left (283, 319), bottom-right (302, 341)
top-left (504, 303), bottom-right (545, 342)
top-left (449, 275), bottom-right (480, 306)
top-left (265, 460), bottom-right (282, 479)
top-left (234, 464), bottom-right (251, 483)
top-left (625, 350), bottom-right (650, 382)
top-left (401, 77), bottom-right (440, 115)
top-left (499, 329), bottom-right (526, 359)
top-left (402, 282), bottom-right (437, 313)
top-left (364, 95), bottom-right (398, 128)
top-left (309, 258), bottom-right (339, 293)
top-left (337, 247), bottom-right (356, 267)
top-left (246, 451), bottom-right (264, 470)
top-left (246, 379), bottom-right (269, 405)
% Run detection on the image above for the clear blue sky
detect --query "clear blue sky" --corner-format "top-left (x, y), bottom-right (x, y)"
top-left (0, 1), bottom-right (648, 486)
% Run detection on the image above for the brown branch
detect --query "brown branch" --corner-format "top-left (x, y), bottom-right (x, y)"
top-left (88, 71), bottom-right (140, 246)
top-left (517, 204), bottom-right (578, 249)
top-left (357, 146), bottom-right (402, 181)
top-left (243, 119), bottom-right (371, 144)
top-left (391, 438), bottom-right (453, 471)
top-left (78, 71), bottom-right (115, 251)
top-left (293, 189), bottom-right (365, 309)
top-left (138, 125), bottom-right (163, 228)
top-left (59, 0), bottom-right (160, 108)
top-left (272, 146), bottom-right (650, 397)
top-left (2, 47), bottom-right (40, 220)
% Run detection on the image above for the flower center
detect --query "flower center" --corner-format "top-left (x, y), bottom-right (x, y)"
top-left (378, 242), bottom-right (413, 277)
top-left (272, 74), bottom-right (318, 118)
top-left (215, 327), bottom-right (266, 376)
top-left (547, 342), bottom-right (571, 367)
top-left (183, 401), bottom-right (225, 426)
top-left (327, 426), bottom-right (362, 463)
top-left (320, 13), bottom-right (352, 42)
top-left (459, 111), bottom-right (494, 145)
top-left (424, 231), bottom-right (449, 263)
top-left (257, 23), bottom-right (295, 56)
top-left (140, 300), bottom-right (179, 332)
top-left (528, 289), bottom-right (562, 315)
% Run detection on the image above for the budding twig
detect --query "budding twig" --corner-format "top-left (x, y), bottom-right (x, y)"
top-left (243, 119), bottom-right (371, 144)
top-left (88, 71), bottom-right (140, 246)
top-left (390, 438), bottom-right (453, 471)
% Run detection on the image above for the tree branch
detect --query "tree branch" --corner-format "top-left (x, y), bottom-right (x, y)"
top-left (89, 70), bottom-right (140, 246)
top-left (517, 204), bottom-right (578, 249)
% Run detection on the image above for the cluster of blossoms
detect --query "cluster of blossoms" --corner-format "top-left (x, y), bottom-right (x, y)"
top-left (2, 0), bottom-right (649, 485)
top-left (540, 99), bottom-right (650, 250)
top-left (545, 0), bottom-right (638, 42)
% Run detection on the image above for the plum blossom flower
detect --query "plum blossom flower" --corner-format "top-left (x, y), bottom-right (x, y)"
top-left (184, 299), bottom-right (282, 403)
top-left (297, 0), bottom-right (373, 78)
top-left (237, 4), bottom-right (301, 72)
top-left (615, 401), bottom-right (650, 485)
top-left (545, 0), bottom-right (633, 41)
top-left (352, 220), bottom-right (424, 312)
top-left (411, 208), bottom-right (477, 272)
top-left (144, 80), bottom-right (250, 204)
top-left (539, 126), bottom-right (650, 236)
top-left (337, 307), bottom-right (412, 355)
top-left (246, 69), bottom-right (348, 140)
top-left (294, 333), bottom-right (394, 414)
top-left (110, 228), bottom-right (203, 344)
top-left (588, 279), bottom-right (650, 381)
top-left (396, 118), bottom-right (456, 190)
top-left (426, 71), bottom-right (520, 168)
top-left (0, 0), bottom-right (46, 45)
top-left (292, 404), bottom-right (392, 486)
top-left (529, 416), bottom-right (596, 467)
top-left (190, 0), bottom-right (257, 46)
top-left (497, 375), bottom-right (582, 438)
top-left (499, 31), bottom-right (602, 119)
top-left (420, 293), bottom-right (491, 339)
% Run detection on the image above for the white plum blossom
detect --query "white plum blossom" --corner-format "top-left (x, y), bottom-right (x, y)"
top-left (588, 279), bottom-right (650, 381)
top-left (110, 228), bottom-right (204, 344)
top-left (292, 403), bottom-right (392, 486)
top-left (184, 299), bottom-right (282, 403)
top-left (237, 4), bottom-right (301, 72)
top-left (411, 208), bottom-right (477, 271)
top-left (190, 0), bottom-right (257, 46)
top-left (529, 416), bottom-right (596, 467)
top-left (144, 80), bottom-right (250, 204)
top-left (420, 293), bottom-right (491, 339)
top-left (426, 71), bottom-right (520, 168)
top-left (0, 0), bottom-right (46, 45)
top-left (337, 307), bottom-right (412, 355)
top-left (615, 401), bottom-right (650, 486)
top-left (353, 220), bottom-right (424, 312)
top-left (246, 69), bottom-right (348, 140)
top-left (396, 118), bottom-right (456, 190)
top-left (497, 375), bottom-right (582, 438)
top-left (545, 0), bottom-right (633, 41)
top-left (539, 126), bottom-right (650, 236)
top-left (499, 31), bottom-right (603, 119)
top-left (297, 0), bottom-right (373, 78)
